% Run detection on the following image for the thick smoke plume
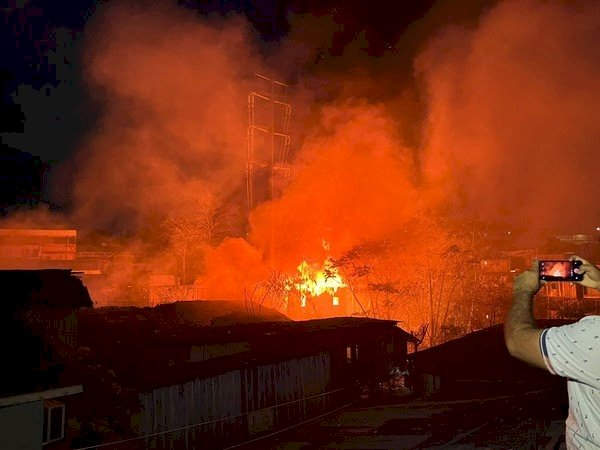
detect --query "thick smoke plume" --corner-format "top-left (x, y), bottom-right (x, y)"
top-left (68, 1), bottom-right (262, 232)
top-left (418, 0), bottom-right (600, 237)
top-left (200, 0), bottom-right (600, 299)
top-left (249, 100), bottom-right (422, 270)
top-left (4, 0), bottom-right (599, 309)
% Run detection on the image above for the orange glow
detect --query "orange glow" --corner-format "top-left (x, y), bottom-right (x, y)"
top-left (3, 0), bottom-right (596, 331)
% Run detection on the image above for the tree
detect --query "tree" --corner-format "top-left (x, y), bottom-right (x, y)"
top-left (243, 269), bottom-right (290, 318)
top-left (331, 215), bottom-right (512, 346)
top-left (333, 216), bottom-right (499, 345)
top-left (331, 239), bottom-right (420, 321)
top-left (403, 215), bottom-right (492, 346)
top-left (410, 323), bottom-right (429, 351)
top-left (404, 216), bottom-right (519, 345)
top-left (330, 240), bottom-right (388, 318)
top-left (163, 192), bottom-right (235, 284)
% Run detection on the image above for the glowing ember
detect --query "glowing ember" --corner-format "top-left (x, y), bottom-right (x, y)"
top-left (295, 259), bottom-right (346, 307)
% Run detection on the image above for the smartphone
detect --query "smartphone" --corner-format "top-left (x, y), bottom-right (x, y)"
top-left (539, 260), bottom-right (583, 282)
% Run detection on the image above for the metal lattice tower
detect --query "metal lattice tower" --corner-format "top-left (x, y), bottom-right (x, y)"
top-left (246, 73), bottom-right (292, 215)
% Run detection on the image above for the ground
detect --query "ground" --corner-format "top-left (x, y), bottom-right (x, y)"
top-left (238, 386), bottom-right (567, 449)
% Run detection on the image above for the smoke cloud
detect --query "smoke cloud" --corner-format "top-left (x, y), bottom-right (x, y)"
top-left (5, 0), bottom-right (599, 308)
top-left (66, 1), bottom-right (264, 232)
top-left (249, 99), bottom-right (423, 270)
top-left (417, 0), bottom-right (600, 237)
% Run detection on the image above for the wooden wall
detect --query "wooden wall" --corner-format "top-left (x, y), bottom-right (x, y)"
top-left (138, 352), bottom-right (336, 449)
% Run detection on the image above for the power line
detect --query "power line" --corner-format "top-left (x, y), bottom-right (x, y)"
top-left (223, 399), bottom-right (359, 449)
top-left (72, 387), bottom-right (349, 450)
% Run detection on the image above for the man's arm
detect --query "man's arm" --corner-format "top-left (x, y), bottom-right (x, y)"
top-left (504, 290), bottom-right (546, 370)
top-left (505, 256), bottom-right (600, 381)
top-left (503, 260), bottom-right (548, 371)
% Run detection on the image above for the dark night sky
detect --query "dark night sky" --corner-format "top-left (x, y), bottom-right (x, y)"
top-left (0, 0), bottom-right (493, 164)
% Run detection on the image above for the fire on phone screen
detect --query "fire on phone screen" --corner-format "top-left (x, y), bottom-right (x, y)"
top-left (539, 260), bottom-right (583, 282)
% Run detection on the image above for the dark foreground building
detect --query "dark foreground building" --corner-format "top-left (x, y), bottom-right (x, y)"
top-left (408, 319), bottom-right (572, 399)
top-left (4, 279), bottom-right (418, 449)
top-left (0, 269), bottom-right (92, 449)
top-left (244, 320), bottom-right (574, 449)
top-left (72, 309), bottom-right (416, 449)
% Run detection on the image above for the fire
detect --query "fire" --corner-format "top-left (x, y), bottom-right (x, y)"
top-left (295, 259), bottom-right (346, 307)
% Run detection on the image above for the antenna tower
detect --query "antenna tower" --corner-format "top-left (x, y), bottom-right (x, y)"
top-left (246, 74), bottom-right (292, 211)
top-left (246, 74), bottom-right (292, 265)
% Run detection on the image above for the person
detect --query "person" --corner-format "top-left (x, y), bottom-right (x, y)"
top-left (504, 255), bottom-right (600, 449)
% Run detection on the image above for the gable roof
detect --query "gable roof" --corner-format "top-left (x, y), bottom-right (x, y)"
top-left (409, 319), bottom-right (575, 363)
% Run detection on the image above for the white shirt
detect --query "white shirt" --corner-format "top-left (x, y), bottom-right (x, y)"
top-left (541, 315), bottom-right (600, 449)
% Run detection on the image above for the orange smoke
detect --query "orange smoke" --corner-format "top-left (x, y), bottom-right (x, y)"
top-left (5, 0), bottom-right (595, 317)
top-left (248, 100), bottom-right (425, 271)
top-left (199, 238), bottom-right (269, 301)
top-left (417, 0), bottom-right (600, 236)
top-left (64, 1), bottom-right (262, 232)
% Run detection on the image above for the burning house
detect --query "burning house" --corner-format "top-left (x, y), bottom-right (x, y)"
top-left (286, 259), bottom-right (353, 319)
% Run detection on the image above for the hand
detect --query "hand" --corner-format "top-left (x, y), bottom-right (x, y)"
top-left (513, 259), bottom-right (544, 296)
top-left (571, 255), bottom-right (600, 290)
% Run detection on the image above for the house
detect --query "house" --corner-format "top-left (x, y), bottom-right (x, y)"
top-left (0, 385), bottom-right (83, 450)
top-left (0, 269), bottom-right (93, 449)
top-left (0, 229), bottom-right (77, 268)
top-left (75, 306), bottom-right (417, 449)
top-left (2, 269), bottom-right (93, 365)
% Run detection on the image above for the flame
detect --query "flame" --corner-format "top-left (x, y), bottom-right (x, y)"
top-left (295, 259), bottom-right (346, 307)
top-left (552, 263), bottom-right (569, 277)
top-left (547, 261), bottom-right (568, 277)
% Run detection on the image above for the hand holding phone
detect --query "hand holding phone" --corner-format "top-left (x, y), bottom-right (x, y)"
top-left (569, 255), bottom-right (600, 290)
top-left (539, 260), bottom-right (583, 282)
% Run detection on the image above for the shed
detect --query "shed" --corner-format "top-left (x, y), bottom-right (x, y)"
top-left (408, 320), bottom-right (573, 398)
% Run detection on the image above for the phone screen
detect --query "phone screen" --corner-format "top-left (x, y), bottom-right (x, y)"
top-left (539, 260), bottom-right (583, 282)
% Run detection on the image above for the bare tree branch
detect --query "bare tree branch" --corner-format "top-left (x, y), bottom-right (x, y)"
top-left (162, 192), bottom-right (235, 283)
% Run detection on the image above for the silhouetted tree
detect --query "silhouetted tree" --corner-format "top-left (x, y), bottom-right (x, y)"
top-left (333, 215), bottom-right (506, 346)
top-left (163, 193), bottom-right (234, 283)
top-left (243, 269), bottom-right (290, 317)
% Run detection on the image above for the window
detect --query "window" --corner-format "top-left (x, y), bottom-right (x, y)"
top-left (346, 345), bottom-right (359, 363)
top-left (42, 400), bottom-right (65, 445)
top-left (332, 296), bottom-right (339, 306)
